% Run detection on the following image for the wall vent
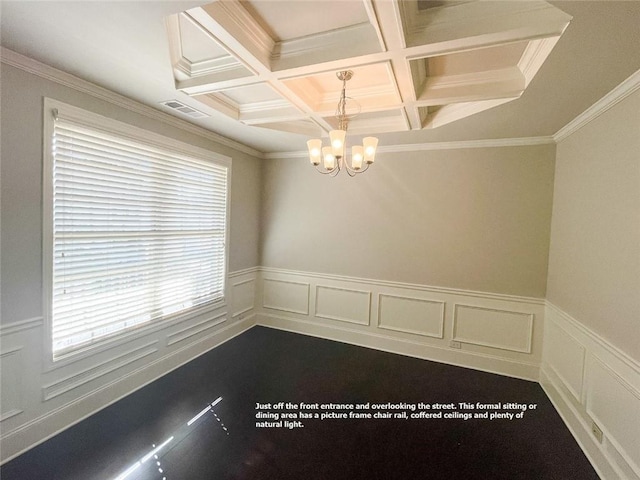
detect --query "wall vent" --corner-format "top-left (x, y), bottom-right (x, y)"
top-left (160, 100), bottom-right (209, 119)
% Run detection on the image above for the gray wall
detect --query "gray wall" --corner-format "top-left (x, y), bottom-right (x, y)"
top-left (547, 89), bottom-right (640, 361)
top-left (0, 64), bottom-right (263, 325)
top-left (261, 144), bottom-right (556, 298)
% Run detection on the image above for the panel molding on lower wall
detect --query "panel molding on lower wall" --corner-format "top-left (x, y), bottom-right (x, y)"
top-left (453, 304), bottom-right (534, 353)
top-left (542, 302), bottom-right (640, 480)
top-left (315, 285), bottom-right (372, 326)
top-left (255, 268), bottom-right (544, 382)
top-left (0, 316), bottom-right (255, 464)
top-left (377, 293), bottom-right (445, 338)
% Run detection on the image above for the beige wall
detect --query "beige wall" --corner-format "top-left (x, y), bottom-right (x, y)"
top-left (0, 64), bottom-right (263, 325)
top-left (261, 144), bottom-right (556, 298)
top-left (547, 89), bottom-right (640, 361)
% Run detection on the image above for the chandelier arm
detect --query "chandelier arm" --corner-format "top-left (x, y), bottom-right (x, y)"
top-left (344, 161), bottom-right (370, 177)
top-left (314, 164), bottom-right (339, 175)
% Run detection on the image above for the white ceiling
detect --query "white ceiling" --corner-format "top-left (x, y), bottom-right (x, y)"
top-left (1, 1), bottom-right (640, 155)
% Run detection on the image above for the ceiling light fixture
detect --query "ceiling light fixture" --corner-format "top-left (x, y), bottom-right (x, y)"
top-left (307, 71), bottom-right (378, 176)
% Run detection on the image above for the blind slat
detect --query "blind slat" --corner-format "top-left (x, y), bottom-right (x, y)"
top-left (51, 117), bottom-right (228, 356)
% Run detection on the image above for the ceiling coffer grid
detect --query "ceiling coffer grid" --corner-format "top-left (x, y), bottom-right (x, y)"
top-left (165, 0), bottom-right (572, 137)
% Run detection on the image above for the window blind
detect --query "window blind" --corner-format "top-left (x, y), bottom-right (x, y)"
top-left (51, 117), bottom-right (228, 356)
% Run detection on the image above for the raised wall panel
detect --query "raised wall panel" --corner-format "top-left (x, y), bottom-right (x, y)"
top-left (453, 304), bottom-right (533, 353)
top-left (41, 342), bottom-right (159, 401)
top-left (545, 320), bottom-right (585, 401)
top-left (0, 348), bottom-right (24, 422)
top-left (586, 355), bottom-right (640, 477)
top-left (232, 278), bottom-right (255, 318)
top-left (377, 294), bottom-right (444, 338)
top-left (256, 268), bottom-right (543, 381)
top-left (166, 312), bottom-right (227, 347)
top-left (263, 278), bottom-right (310, 315)
top-left (315, 285), bottom-right (371, 326)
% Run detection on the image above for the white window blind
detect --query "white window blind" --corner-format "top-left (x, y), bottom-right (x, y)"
top-left (50, 113), bottom-right (228, 356)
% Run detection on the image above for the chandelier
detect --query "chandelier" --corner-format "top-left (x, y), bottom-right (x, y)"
top-left (306, 71), bottom-right (378, 176)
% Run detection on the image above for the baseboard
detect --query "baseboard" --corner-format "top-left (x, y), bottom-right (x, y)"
top-left (257, 312), bottom-right (539, 381)
top-left (542, 303), bottom-right (640, 480)
top-left (540, 366), bottom-right (622, 480)
top-left (1, 316), bottom-right (254, 464)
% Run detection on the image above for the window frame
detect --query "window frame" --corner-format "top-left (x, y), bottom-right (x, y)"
top-left (42, 98), bottom-right (232, 364)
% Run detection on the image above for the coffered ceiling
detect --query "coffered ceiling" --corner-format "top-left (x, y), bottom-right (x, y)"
top-left (1, 1), bottom-right (640, 154)
top-left (166, 0), bottom-right (571, 137)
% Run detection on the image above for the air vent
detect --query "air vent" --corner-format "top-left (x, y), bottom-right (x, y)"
top-left (160, 100), bottom-right (209, 119)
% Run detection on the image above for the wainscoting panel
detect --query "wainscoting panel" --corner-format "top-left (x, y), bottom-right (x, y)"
top-left (229, 268), bottom-right (258, 320)
top-left (41, 342), bottom-right (159, 401)
top-left (585, 355), bottom-right (640, 477)
top-left (262, 278), bottom-right (310, 315)
top-left (257, 268), bottom-right (544, 381)
top-left (165, 312), bottom-right (227, 347)
top-left (0, 269), bottom-right (257, 465)
top-left (0, 347), bottom-right (24, 422)
top-left (541, 303), bottom-right (640, 480)
top-left (453, 304), bottom-right (533, 353)
top-left (544, 320), bottom-right (585, 401)
top-left (231, 277), bottom-right (256, 319)
top-left (315, 285), bottom-right (371, 325)
top-left (377, 294), bottom-right (444, 338)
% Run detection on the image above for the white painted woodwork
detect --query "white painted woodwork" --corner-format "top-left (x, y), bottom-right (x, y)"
top-left (452, 305), bottom-right (534, 353)
top-left (256, 268), bottom-right (544, 381)
top-left (377, 294), bottom-right (444, 338)
top-left (544, 320), bottom-right (585, 401)
top-left (262, 278), bottom-right (310, 315)
top-left (586, 355), bottom-right (640, 477)
top-left (541, 304), bottom-right (640, 480)
top-left (314, 285), bottom-right (372, 325)
top-left (165, 0), bottom-right (571, 132)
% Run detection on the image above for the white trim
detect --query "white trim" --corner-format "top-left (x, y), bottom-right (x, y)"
top-left (543, 301), bottom-right (640, 479)
top-left (0, 317), bottom-right (44, 337)
top-left (4, 46), bottom-right (637, 160)
top-left (376, 293), bottom-right (445, 339)
top-left (42, 343), bottom-right (160, 402)
top-left (546, 302), bottom-right (640, 375)
top-left (540, 367), bottom-right (622, 480)
top-left (258, 313), bottom-right (540, 382)
top-left (265, 136), bottom-right (555, 159)
top-left (259, 267), bottom-right (546, 306)
top-left (314, 285), bottom-right (372, 326)
top-left (228, 266), bottom-right (260, 278)
top-left (0, 317), bottom-right (254, 464)
top-left (554, 68), bottom-right (640, 142)
top-left (452, 304), bottom-right (534, 354)
top-left (42, 97), bottom-right (232, 363)
top-left (0, 47), bottom-right (262, 158)
top-left (165, 312), bottom-right (227, 347)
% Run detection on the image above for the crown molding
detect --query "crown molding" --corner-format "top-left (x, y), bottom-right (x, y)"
top-left (4, 46), bottom-right (636, 162)
top-left (0, 47), bottom-right (264, 158)
top-left (264, 136), bottom-right (555, 159)
top-left (553, 68), bottom-right (640, 143)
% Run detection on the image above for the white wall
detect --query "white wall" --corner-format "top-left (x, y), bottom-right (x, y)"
top-left (542, 88), bottom-right (640, 479)
top-left (0, 59), bottom-right (261, 462)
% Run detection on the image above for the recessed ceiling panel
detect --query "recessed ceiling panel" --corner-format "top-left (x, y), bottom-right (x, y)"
top-left (241, 1), bottom-right (370, 42)
top-left (283, 63), bottom-right (400, 115)
top-left (166, 0), bottom-right (571, 135)
top-left (178, 13), bottom-right (228, 64)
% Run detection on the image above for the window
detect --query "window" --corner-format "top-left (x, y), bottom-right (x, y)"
top-left (44, 99), bottom-right (230, 359)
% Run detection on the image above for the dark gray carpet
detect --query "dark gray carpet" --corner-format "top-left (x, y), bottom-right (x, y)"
top-left (1, 326), bottom-right (599, 479)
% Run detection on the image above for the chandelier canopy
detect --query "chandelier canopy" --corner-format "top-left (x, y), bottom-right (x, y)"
top-left (307, 71), bottom-right (378, 176)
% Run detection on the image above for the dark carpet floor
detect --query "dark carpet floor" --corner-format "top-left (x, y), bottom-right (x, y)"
top-left (1, 326), bottom-right (599, 479)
